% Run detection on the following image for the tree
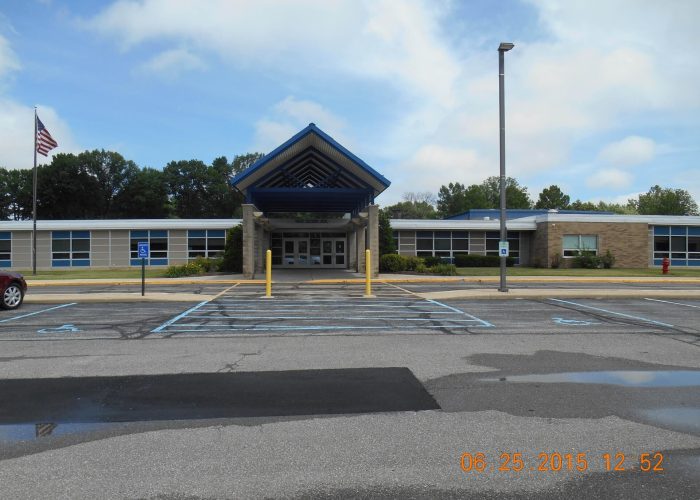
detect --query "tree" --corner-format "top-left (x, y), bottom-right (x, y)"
top-left (219, 225), bottom-right (243, 272)
top-left (437, 182), bottom-right (467, 217)
top-left (164, 159), bottom-right (211, 218)
top-left (383, 200), bottom-right (438, 219)
top-left (378, 210), bottom-right (396, 255)
top-left (5, 169), bottom-right (33, 220)
top-left (36, 153), bottom-right (103, 219)
top-left (232, 152), bottom-right (265, 175)
top-left (78, 150), bottom-right (139, 217)
top-left (569, 199), bottom-right (597, 211)
top-left (113, 168), bottom-right (171, 218)
top-left (535, 185), bottom-right (570, 210)
top-left (628, 185), bottom-right (699, 215)
top-left (403, 191), bottom-right (436, 205)
top-left (480, 176), bottom-right (532, 209)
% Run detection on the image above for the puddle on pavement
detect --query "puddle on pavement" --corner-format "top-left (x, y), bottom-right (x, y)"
top-left (484, 370), bottom-right (700, 387)
top-left (0, 422), bottom-right (118, 443)
top-left (637, 408), bottom-right (700, 435)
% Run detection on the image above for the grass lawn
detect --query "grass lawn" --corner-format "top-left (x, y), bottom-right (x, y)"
top-left (456, 267), bottom-right (700, 277)
top-left (19, 268), bottom-right (171, 280)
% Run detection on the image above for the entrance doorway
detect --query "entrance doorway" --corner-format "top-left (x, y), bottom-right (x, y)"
top-left (271, 232), bottom-right (347, 268)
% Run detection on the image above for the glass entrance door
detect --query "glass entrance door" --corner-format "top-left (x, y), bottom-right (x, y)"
top-left (283, 238), bottom-right (309, 266)
top-left (274, 232), bottom-right (346, 268)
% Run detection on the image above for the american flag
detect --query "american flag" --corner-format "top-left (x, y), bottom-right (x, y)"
top-left (36, 116), bottom-right (58, 156)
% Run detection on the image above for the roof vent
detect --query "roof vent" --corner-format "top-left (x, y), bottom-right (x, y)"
top-left (483, 217), bottom-right (490, 221)
top-left (548, 209), bottom-right (558, 213)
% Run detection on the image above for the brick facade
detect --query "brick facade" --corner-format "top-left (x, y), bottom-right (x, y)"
top-left (532, 221), bottom-right (649, 268)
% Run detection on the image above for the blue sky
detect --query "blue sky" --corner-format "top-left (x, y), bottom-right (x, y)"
top-left (1, 0), bottom-right (698, 206)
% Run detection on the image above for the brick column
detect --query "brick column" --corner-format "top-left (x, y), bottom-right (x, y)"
top-left (241, 204), bottom-right (256, 279)
top-left (367, 204), bottom-right (379, 277)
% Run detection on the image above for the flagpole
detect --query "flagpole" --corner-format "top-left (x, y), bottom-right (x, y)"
top-left (32, 106), bottom-right (37, 276)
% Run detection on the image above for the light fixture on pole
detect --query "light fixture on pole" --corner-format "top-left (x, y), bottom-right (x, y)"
top-left (498, 42), bottom-right (514, 292)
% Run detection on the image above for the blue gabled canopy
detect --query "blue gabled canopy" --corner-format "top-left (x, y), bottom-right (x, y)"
top-left (231, 123), bottom-right (390, 214)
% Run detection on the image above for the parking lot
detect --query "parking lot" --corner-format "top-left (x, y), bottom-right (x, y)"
top-left (1, 279), bottom-right (699, 498)
top-left (0, 282), bottom-right (698, 344)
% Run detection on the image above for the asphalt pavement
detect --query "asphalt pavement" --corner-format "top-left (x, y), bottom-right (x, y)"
top-left (0, 278), bottom-right (698, 499)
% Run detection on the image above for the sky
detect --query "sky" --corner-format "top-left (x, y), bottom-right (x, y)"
top-left (0, 0), bottom-right (699, 207)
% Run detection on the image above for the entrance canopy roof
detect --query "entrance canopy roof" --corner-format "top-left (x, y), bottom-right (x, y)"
top-left (231, 123), bottom-right (390, 214)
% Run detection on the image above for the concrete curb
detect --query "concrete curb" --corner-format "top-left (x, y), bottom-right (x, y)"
top-left (22, 288), bottom-right (700, 304)
top-left (25, 276), bottom-right (700, 287)
top-left (25, 293), bottom-right (218, 304)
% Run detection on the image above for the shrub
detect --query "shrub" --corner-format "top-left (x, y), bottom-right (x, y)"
top-left (550, 253), bottom-right (561, 269)
top-left (423, 255), bottom-right (442, 267)
top-left (219, 225), bottom-right (243, 273)
top-left (165, 260), bottom-right (206, 278)
top-left (380, 254), bottom-right (406, 272)
top-left (600, 250), bottom-right (616, 269)
top-left (573, 251), bottom-right (601, 269)
top-left (429, 263), bottom-right (458, 276)
top-left (454, 253), bottom-right (515, 267)
top-left (403, 255), bottom-right (423, 271)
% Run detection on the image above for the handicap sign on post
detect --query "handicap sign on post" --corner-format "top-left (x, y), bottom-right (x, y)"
top-left (138, 241), bottom-right (149, 259)
top-left (499, 241), bottom-right (509, 257)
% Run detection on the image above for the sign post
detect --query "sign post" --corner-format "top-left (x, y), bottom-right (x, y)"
top-left (137, 241), bottom-right (149, 296)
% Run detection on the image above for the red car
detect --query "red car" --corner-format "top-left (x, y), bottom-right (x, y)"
top-left (1, 271), bottom-right (27, 310)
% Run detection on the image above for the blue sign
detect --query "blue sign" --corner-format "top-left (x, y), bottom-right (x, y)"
top-left (499, 241), bottom-right (509, 257)
top-left (137, 241), bottom-right (149, 259)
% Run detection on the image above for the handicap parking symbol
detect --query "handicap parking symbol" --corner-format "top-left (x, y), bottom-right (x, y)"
top-left (552, 317), bottom-right (599, 326)
top-left (37, 324), bottom-right (81, 334)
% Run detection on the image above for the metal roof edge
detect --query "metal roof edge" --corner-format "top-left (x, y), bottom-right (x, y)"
top-left (534, 214), bottom-right (700, 225)
top-left (230, 123), bottom-right (390, 191)
top-left (0, 219), bottom-right (243, 231)
top-left (389, 219), bottom-right (537, 230)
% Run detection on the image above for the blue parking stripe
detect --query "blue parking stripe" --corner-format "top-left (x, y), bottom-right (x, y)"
top-left (151, 301), bottom-right (210, 333)
top-left (0, 303), bottom-right (77, 324)
top-left (549, 298), bottom-right (674, 328)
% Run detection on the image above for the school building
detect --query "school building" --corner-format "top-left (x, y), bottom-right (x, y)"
top-left (1, 124), bottom-right (698, 276)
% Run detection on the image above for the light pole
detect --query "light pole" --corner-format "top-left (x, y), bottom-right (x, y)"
top-left (498, 42), bottom-right (514, 292)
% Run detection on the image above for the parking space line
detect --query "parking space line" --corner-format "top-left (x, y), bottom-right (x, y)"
top-left (549, 298), bottom-right (674, 328)
top-left (151, 301), bottom-right (210, 333)
top-left (425, 299), bottom-right (494, 327)
top-left (174, 318), bottom-right (485, 324)
top-left (0, 303), bottom-right (77, 324)
top-left (644, 298), bottom-right (700, 309)
top-left (161, 324), bottom-right (477, 333)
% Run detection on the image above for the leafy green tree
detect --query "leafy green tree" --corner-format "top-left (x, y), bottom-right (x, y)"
top-left (628, 185), bottom-right (699, 215)
top-left (378, 210), bottom-right (396, 255)
top-left (480, 176), bottom-right (532, 209)
top-left (164, 159), bottom-right (211, 218)
top-left (595, 201), bottom-right (637, 215)
top-left (569, 199), bottom-right (598, 211)
top-left (219, 225), bottom-right (243, 272)
top-left (383, 200), bottom-right (438, 219)
top-left (437, 182), bottom-right (467, 217)
top-left (535, 185), bottom-right (570, 209)
top-left (4, 169), bottom-right (33, 220)
top-left (36, 153), bottom-right (103, 219)
top-left (78, 150), bottom-right (139, 217)
top-left (232, 152), bottom-right (265, 175)
top-left (113, 168), bottom-right (171, 218)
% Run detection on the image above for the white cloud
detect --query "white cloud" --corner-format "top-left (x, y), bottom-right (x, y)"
top-left (83, 0), bottom-right (700, 203)
top-left (253, 97), bottom-right (349, 152)
top-left (137, 47), bottom-right (206, 77)
top-left (0, 100), bottom-right (80, 169)
top-left (598, 136), bottom-right (657, 166)
top-left (586, 168), bottom-right (634, 190)
top-left (0, 33), bottom-right (20, 83)
top-left (0, 35), bottom-right (80, 169)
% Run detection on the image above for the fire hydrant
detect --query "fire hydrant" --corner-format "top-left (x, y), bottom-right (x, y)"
top-left (662, 257), bottom-right (670, 275)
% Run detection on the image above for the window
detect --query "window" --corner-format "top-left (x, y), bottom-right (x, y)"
top-left (562, 235), bottom-right (598, 257)
top-left (188, 230), bottom-right (226, 259)
top-left (52, 231), bottom-right (90, 267)
top-left (653, 226), bottom-right (700, 266)
top-left (0, 232), bottom-right (10, 267)
top-left (130, 230), bottom-right (168, 266)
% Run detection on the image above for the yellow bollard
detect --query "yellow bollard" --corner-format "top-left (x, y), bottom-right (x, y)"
top-left (264, 249), bottom-right (273, 298)
top-left (363, 248), bottom-right (375, 298)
